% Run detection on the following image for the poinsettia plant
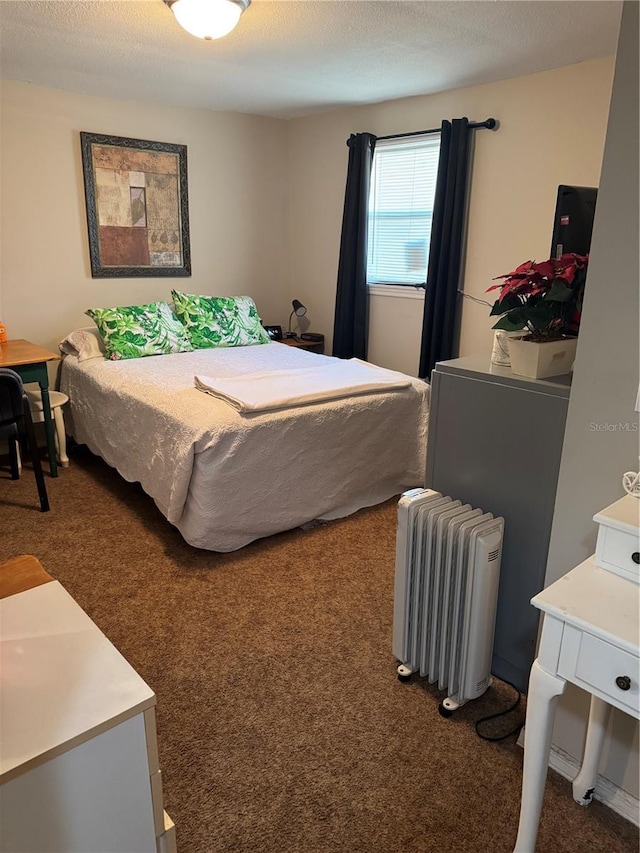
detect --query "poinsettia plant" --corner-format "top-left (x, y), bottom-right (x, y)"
top-left (487, 253), bottom-right (589, 341)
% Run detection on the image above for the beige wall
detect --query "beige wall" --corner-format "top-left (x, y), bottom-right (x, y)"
top-left (286, 57), bottom-right (614, 373)
top-left (0, 81), bottom-right (288, 357)
top-left (1, 61), bottom-right (614, 373)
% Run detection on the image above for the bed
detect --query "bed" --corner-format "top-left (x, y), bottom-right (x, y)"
top-left (60, 341), bottom-right (429, 552)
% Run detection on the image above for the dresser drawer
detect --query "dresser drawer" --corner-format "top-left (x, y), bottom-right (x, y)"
top-left (594, 496), bottom-right (640, 583)
top-left (595, 525), bottom-right (640, 582)
top-left (563, 630), bottom-right (640, 715)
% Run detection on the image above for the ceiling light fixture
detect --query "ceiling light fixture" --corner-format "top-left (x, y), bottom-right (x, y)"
top-left (164, 0), bottom-right (251, 41)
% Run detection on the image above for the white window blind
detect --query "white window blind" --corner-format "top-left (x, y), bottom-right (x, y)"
top-left (367, 133), bottom-right (441, 287)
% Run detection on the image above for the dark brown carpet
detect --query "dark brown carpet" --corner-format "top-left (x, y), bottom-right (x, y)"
top-left (2, 447), bottom-right (638, 853)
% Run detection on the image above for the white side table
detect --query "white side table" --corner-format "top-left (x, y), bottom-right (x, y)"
top-left (513, 555), bottom-right (640, 851)
top-left (25, 387), bottom-right (70, 467)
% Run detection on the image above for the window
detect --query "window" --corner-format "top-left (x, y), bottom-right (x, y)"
top-left (367, 134), bottom-right (440, 289)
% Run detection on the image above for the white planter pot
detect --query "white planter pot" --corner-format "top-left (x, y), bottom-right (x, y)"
top-left (507, 336), bottom-right (578, 379)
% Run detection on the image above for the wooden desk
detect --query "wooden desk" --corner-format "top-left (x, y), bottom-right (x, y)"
top-left (513, 557), bottom-right (639, 851)
top-left (278, 336), bottom-right (325, 354)
top-left (0, 554), bottom-right (54, 599)
top-left (0, 338), bottom-right (60, 476)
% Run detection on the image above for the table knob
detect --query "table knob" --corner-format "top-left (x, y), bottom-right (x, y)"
top-left (632, 552), bottom-right (640, 565)
top-left (615, 675), bottom-right (631, 691)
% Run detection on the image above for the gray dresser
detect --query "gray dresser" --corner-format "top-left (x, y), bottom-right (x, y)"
top-left (425, 355), bottom-right (571, 692)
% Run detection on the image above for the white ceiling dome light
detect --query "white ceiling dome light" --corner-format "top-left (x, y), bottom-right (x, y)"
top-left (164, 0), bottom-right (251, 41)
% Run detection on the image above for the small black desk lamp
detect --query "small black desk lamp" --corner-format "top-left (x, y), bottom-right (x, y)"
top-left (286, 300), bottom-right (307, 339)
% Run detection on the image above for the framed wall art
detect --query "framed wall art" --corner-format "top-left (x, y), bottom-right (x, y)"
top-left (80, 132), bottom-right (191, 278)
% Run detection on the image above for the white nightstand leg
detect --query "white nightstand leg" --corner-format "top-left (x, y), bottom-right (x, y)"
top-left (53, 405), bottom-right (69, 467)
top-left (572, 695), bottom-right (612, 805)
top-left (514, 659), bottom-right (567, 853)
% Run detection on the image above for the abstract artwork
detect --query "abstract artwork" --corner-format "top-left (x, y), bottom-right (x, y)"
top-left (80, 132), bottom-right (191, 278)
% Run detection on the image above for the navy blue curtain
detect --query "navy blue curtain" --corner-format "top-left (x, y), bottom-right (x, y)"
top-left (419, 118), bottom-right (472, 378)
top-left (332, 133), bottom-right (376, 359)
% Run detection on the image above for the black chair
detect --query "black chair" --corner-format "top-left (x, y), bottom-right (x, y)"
top-left (0, 368), bottom-right (50, 512)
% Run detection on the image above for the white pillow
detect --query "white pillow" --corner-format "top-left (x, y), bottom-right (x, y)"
top-left (59, 326), bottom-right (106, 362)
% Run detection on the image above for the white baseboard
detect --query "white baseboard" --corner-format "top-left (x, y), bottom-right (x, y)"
top-left (548, 745), bottom-right (640, 826)
top-left (516, 729), bottom-right (640, 827)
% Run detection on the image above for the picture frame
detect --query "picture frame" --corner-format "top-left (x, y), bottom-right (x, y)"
top-left (80, 131), bottom-right (191, 278)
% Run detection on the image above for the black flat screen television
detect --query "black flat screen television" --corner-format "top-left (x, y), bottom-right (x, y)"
top-left (550, 185), bottom-right (598, 259)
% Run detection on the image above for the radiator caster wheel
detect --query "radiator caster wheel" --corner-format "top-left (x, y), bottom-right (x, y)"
top-left (438, 702), bottom-right (453, 718)
top-left (397, 664), bottom-right (413, 683)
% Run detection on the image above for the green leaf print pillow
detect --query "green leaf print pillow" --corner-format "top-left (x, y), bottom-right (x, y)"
top-left (86, 302), bottom-right (194, 360)
top-left (171, 290), bottom-right (270, 349)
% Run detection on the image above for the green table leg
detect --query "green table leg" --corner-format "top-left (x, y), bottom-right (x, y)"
top-left (39, 382), bottom-right (58, 478)
top-left (13, 361), bottom-right (58, 478)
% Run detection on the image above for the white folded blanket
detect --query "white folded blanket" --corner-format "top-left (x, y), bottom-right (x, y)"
top-left (194, 358), bottom-right (412, 413)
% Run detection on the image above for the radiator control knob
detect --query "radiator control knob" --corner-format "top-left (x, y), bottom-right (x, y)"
top-left (615, 675), bottom-right (631, 691)
top-left (631, 552), bottom-right (640, 565)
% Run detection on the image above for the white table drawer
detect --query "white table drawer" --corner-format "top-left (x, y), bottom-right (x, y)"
top-left (595, 524), bottom-right (640, 582)
top-left (594, 496), bottom-right (640, 583)
top-left (571, 632), bottom-right (640, 715)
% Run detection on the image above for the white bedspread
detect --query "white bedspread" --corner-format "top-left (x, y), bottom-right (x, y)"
top-left (61, 343), bottom-right (429, 551)
top-left (194, 358), bottom-right (411, 413)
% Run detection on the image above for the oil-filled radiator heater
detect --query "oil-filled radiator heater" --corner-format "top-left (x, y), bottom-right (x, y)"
top-left (392, 488), bottom-right (504, 716)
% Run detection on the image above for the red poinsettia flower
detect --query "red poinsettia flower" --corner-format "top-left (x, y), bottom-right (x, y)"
top-left (555, 253), bottom-right (589, 285)
top-left (533, 259), bottom-right (556, 279)
top-left (486, 253), bottom-right (589, 340)
top-left (489, 259), bottom-right (556, 302)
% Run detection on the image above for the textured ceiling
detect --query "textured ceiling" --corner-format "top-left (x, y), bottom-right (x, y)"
top-left (0, 0), bottom-right (622, 119)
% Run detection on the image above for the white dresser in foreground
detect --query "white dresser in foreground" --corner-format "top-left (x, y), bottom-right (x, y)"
top-left (513, 496), bottom-right (640, 851)
top-left (0, 557), bottom-right (176, 853)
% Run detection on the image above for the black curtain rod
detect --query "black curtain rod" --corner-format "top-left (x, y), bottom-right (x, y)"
top-left (376, 117), bottom-right (497, 142)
